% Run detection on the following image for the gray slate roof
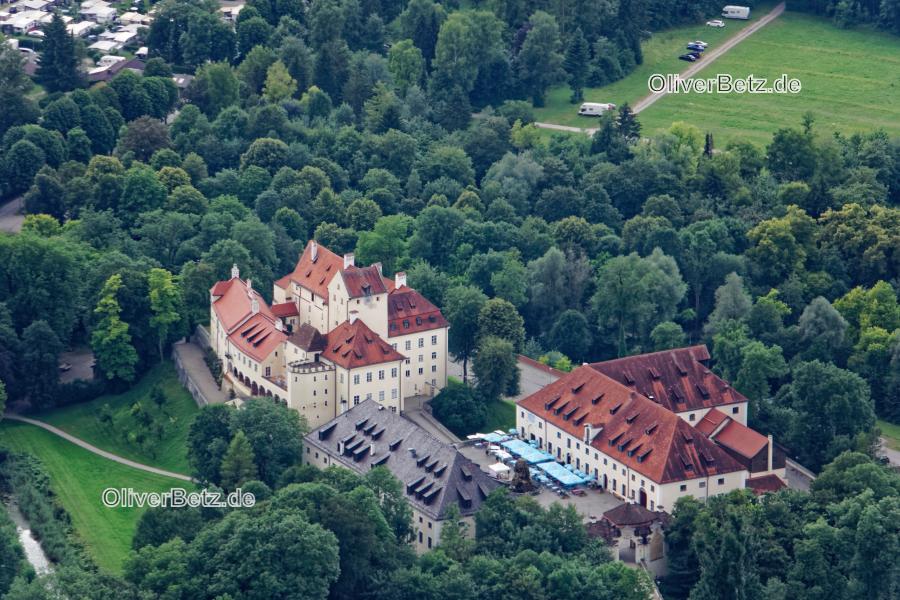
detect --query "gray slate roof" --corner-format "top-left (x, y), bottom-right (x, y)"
top-left (304, 400), bottom-right (499, 521)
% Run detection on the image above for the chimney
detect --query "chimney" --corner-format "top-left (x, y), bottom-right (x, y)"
top-left (231, 264), bottom-right (240, 280)
top-left (344, 253), bottom-right (355, 269)
top-left (373, 262), bottom-right (382, 275)
top-left (395, 271), bottom-right (407, 288)
top-left (246, 279), bottom-right (253, 295)
top-left (310, 240), bottom-right (318, 262)
top-left (767, 434), bottom-right (774, 472)
top-left (409, 448), bottom-right (416, 457)
top-left (349, 310), bottom-right (359, 325)
top-left (251, 298), bottom-right (259, 314)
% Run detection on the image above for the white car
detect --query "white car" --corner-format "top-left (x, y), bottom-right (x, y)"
top-left (690, 40), bottom-right (709, 48)
top-left (706, 19), bottom-right (725, 27)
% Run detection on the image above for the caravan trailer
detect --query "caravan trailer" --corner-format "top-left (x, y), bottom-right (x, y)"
top-left (722, 5), bottom-right (750, 19)
top-left (577, 102), bottom-right (616, 117)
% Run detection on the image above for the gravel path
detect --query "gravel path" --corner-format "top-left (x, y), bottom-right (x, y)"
top-left (0, 196), bottom-right (24, 234)
top-left (533, 3), bottom-right (787, 135)
top-left (4, 414), bottom-right (194, 482)
top-left (632, 2), bottom-right (786, 114)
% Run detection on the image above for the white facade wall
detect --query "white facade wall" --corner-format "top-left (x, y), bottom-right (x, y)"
top-left (337, 361), bottom-right (404, 414)
top-left (327, 276), bottom-right (389, 337)
top-left (389, 327), bottom-right (448, 398)
top-left (287, 365), bottom-right (336, 428)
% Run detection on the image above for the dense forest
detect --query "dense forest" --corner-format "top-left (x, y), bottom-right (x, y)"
top-left (1, 0), bottom-right (900, 597)
top-left (793, 0), bottom-right (900, 32)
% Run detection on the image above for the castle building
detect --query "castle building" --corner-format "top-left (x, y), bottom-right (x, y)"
top-left (304, 400), bottom-right (499, 554)
top-left (516, 346), bottom-right (787, 513)
top-left (209, 241), bottom-right (449, 427)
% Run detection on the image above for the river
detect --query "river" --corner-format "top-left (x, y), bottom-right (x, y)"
top-left (4, 496), bottom-right (52, 575)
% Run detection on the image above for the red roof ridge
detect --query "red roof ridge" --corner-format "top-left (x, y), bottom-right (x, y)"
top-left (322, 319), bottom-right (405, 369)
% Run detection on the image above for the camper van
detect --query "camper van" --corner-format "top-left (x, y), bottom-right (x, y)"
top-left (577, 102), bottom-right (616, 117)
top-left (722, 5), bottom-right (750, 19)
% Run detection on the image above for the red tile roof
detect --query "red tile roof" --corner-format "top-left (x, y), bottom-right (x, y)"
top-left (711, 419), bottom-right (769, 460)
top-left (387, 287), bottom-right (448, 338)
top-left (211, 277), bottom-right (274, 333)
top-left (271, 301), bottom-right (299, 318)
top-left (340, 265), bottom-right (388, 299)
top-left (695, 407), bottom-right (729, 437)
top-left (746, 474), bottom-right (786, 495)
top-left (321, 319), bottom-right (406, 369)
top-left (227, 312), bottom-right (286, 362)
top-left (283, 240), bottom-right (344, 300)
top-left (590, 345), bottom-right (747, 414)
top-left (518, 366), bottom-right (744, 484)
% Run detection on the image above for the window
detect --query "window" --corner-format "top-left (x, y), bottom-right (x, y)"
top-left (431, 365), bottom-right (437, 372)
top-left (366, 372), bottom-right (372, 382)
top-left (718, 478), bottom-right (725, 485)
top-left (353, 395), bottom-right (360, 405)
top-left (427, 537), bottom-right (432, 549)
top-left (379, 391), bottom-right (385, 401)
top-left (418, 355), bottom-right (423, 363)
top-left (340, 373), bottom-right (344, 383)
top-left (556, 432), bottom-right (561, 439)
top-left (566, 439), bottom-right (571, 448)
top-left (378, 370), bottom-right (385, 380)
top-left (732, 406), bottom-right (739, 414)
top-left (405, 341), bottom-right (411, 351)
top-left (631, 474), bottom-right (635, 481)
top-left (391, 368), bottom-right (398, 377)
top-left (431, 335), bottom-right (437, 345)
top-left (418, 338), bottom-right (424, 348)
top-left (392, 343), bottom-right (397, 349)
top-left (679, 484), bottom-right (687, 492)
top-left (418, 368), bottom-right (423, 375)
top-left (403, 319), bottom-right (410, 329)
top-left (699, 481), bottom-right (706, 488)
top-left (353, 374), bottom-right (360, 385)
top-left (689, 413), bottom-right (696, 421)
top-left (405, 370), bottom-right (410, 377)
top-left (392, 388), bottom-right (398, 399)
top-left (391, 406), bottom-right (397, 413)
top-left (431, 352), bottom-right (437, 359)
top-left (603, 458), bottom-right (607, 465)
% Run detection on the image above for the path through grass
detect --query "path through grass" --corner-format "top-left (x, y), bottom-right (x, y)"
top-left (0, 421), bottom-right (187, 574)
top-left (37, 361), bottom-right (199, 475)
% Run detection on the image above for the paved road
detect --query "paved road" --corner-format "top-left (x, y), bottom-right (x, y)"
top-left (3, 414), bottom-right (193, 482)
top-left (448, 356), bottom-right (560, 403)
top-left (403, 394), bottom-right (461, 444)
top-left (533, 2), bottom-right (786, 135)
top-left (632, 3), bottom-right (786, 114)
top-left (0, 196), bottom-right (24, 234)
top-left (172, 341), bottom-right (228, 406)
top-left (878, 437), bottom-right (900, 466)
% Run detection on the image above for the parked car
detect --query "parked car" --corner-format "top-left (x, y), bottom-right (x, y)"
top-left (689, 51), bottom-right (702, 58)
top-left (687, 43), bottom-right (706, 52)
top-left (706, 19), bottom-right (726, 27)
top-left (690, 40), bottom-right (709, 48)
top-left (679, 53), bottom-right (698, 62)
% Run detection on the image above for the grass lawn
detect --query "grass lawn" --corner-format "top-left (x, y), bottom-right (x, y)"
top-left (38, 361), bottom-right (199, 475)
top-left (533, 3), bottom-right (776, 127)
top-left (636, 12), bottom-right (900, 144)
top-left (0, 421), bottom-right (188, 574)
top-left (482, 398), bottom-right (516, 434)
top-left (878, 419), bottom-right (900, 451)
